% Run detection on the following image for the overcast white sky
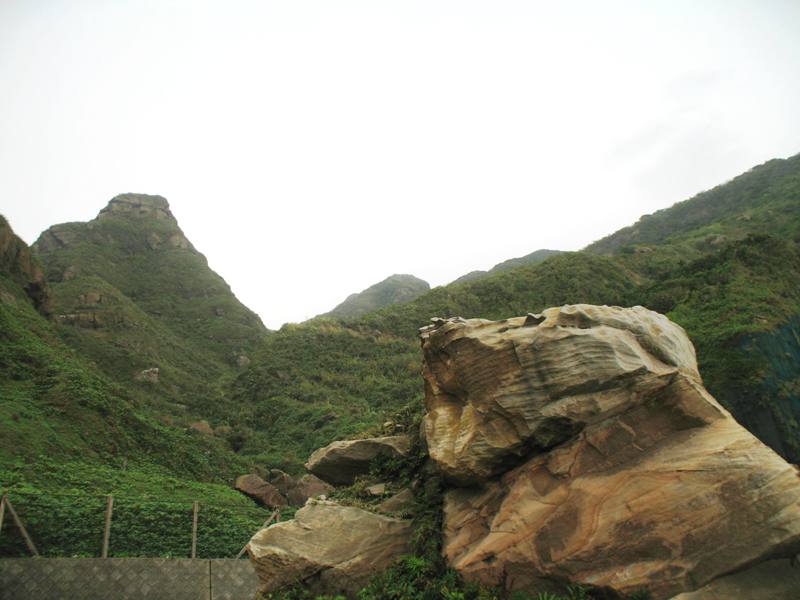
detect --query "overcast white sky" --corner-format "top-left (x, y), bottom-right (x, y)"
top-left (1, 1), bottom-right (799, 328)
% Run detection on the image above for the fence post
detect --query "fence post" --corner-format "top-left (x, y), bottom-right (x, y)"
top-left (4, 496), bottom-right (39, 557)
top-left (102, 495), bottom-right (114, 558)
top-left (235, 509), bottom-right (279, 559)
top-left (191, 501), bottom-right (199, 559)
top-left (0, 494), bottom-right (6, 537)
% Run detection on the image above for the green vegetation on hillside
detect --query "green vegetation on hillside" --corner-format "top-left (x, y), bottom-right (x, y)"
top-left (0, 214), bottom-right (268, 558)
top-left (232, 153), bottom-right (800, 470)
top-left (32, 194), bottom-right (267, 421)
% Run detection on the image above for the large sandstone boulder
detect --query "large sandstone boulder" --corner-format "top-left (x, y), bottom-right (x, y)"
top-left (423, 306), bottom-right (800, 599)
top-left (234, 474), bottom-right (287, 508)
top-left (305, 435), bottom-right (412, 485)
top-left (247, 500), bottom-right (412, 596)
top-left (421, 305), bottom-right (698, 483)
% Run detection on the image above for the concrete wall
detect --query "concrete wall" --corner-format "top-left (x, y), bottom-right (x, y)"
top-left (0, 558), bottom-right (260, 600)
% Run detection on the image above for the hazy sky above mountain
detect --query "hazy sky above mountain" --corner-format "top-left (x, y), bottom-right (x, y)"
top-left (1, 1), bottom-right (799, 328)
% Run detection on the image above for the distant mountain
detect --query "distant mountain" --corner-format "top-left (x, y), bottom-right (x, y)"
top-left (320, 273), bottom-right (430, 319)
top-left (231, 153), bottom-right (800, 470)
top-left (450, 249), bottom-right (563, 285)
top-left (32, 193), bottom-right (268, 415)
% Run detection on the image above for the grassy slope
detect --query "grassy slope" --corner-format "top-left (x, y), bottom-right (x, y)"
top-left (1, 210), bottom-right (274, 558)
top-left (232, 154), bottom-right (800, 470)
top-left (0, 267), bottom-right (272, 557)
top-left (32, 198), bottom-right (267, 422)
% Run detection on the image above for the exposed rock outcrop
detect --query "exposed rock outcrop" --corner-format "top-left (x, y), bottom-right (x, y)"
top-left (305, 435), bottom-right (411, 485)
top-left (421, 306), bottom-right (800, 599)
top-left (135, 367), bottom-right (160, 383)
top-left (235, 474), bottom-right (287, 508)
top-left (247, 500), bottom-right (412, 596)
top-left (0, 215), bottom-right (52, 314)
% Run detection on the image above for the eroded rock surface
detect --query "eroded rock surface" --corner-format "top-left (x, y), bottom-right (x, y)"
top-left (305, 435), bottom-right (411, 485)
top-left (421, 305), bottom-right (698, 483)
top-left (248, 500), bottom-right (412, 596)
top-left (424, 306), bottom-right (800, 599)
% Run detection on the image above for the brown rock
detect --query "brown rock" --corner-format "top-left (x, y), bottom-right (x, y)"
top-left (376, 488), bottom-right (415, 515)
top-left (420, 304), bottom-right (699, 484)
top-left (265, 470), bottom-right (333, 505)
top-left (0, 215), bottom-right (52, 314)
top-left (426, 307), bottom-right (800, 599)
top-left (235, 474), bottom-right (287, 508)
top-left (305, 435), bottom-right (411, 485)
top-left (247, 500), bottom-right (412, 596)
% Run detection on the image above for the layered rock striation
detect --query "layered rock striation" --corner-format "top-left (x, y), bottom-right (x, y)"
top-left (421, 305), bottom-right (800, 599)
top-left (247, 500), bottom-right (412, 596)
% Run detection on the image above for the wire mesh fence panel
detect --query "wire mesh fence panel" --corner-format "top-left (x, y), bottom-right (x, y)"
top-left (0, 489), bottom-right (270, 559)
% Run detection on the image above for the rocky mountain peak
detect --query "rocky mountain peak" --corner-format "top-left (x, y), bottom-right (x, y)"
top-left (97, 193), bottom-right (176, 224)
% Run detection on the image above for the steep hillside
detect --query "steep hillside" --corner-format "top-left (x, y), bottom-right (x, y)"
top-left (0, 215), bottom-right (270, 557)
top-left (449, 248), bottom-right (563, 284)
top-left (586, 154), bottom-right (800, 255)
top-left (321, 274), bottom-right (430, 319)
top-left (231, 153), bottom-right (800, 469)
top-left (32, 193), bottom-right (267, 417)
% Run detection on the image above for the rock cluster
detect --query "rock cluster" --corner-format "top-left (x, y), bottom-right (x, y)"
top-left (248, 304), bottom-right (800, 599)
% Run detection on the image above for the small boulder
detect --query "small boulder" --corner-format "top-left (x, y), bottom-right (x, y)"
top-left (305, 435), bottom-right (411, 485)
top-left (135, 367), bottom-right (160, 383)
top-left (266, 470), bottom-right (333, 505)
top-left (235, 474), bottom-right (287, 508)
top-left (376, 488), bottom-right (415, 515)
top-left (366, 483), bottom-right (386, 496)
top-left (247, 500), bottom-right (412, 596)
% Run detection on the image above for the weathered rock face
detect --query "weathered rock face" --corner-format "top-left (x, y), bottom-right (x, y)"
top-left (305, 435), bottom-right (411, 485)
top-left (97, 193), bottom-right (176, 224)
top-left (235, 474), bottom-right (287, 508)
top-left (0, 215), bottom-right (52, 314)
top-left (422, 306), bottom-right (800, 599)
top-left (421, 305), bottom-right (699, 483)
top-left (248, 500), bottom-right (412, 596)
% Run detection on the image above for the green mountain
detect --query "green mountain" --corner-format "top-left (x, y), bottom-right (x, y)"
top-left (32, 193), bottom-right (267, 420)
top-left (449, 248), bottom-right (563, 284)
top-left (0, 215), bottom-right (269, 558)
top-left (321, 274), bottom-right (430, 319)
top-left (230, 153), bottom-right (800, 469)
